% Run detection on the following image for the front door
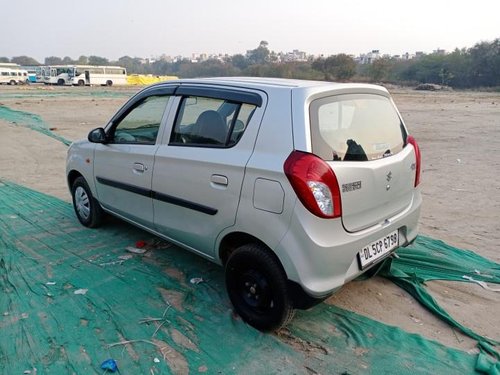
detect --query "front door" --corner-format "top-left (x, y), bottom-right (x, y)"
top-left (93, 94), bottom-right (171, 227)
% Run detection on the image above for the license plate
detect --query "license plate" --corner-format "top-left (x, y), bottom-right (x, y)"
top-left (358, 230), bottom-right (399, 269)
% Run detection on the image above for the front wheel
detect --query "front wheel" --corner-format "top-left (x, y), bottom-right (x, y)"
top-left (225, 244), bottom-right (295, 331)
top-left (71, 176), bottom-right (103, 228)
top-left (106, 80), bottom-right (113, 87)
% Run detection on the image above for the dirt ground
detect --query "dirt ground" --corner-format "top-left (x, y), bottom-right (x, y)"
top-left (0, 84), bottom-right (498, 353)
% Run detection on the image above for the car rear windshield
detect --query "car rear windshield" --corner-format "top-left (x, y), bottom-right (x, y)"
top-left (310, 94), bottom-right (407, 161)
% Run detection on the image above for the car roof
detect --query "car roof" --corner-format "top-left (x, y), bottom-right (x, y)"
top-left (198, 77), bottom-right (333, 88)
top-left (148, 77), bottom-right (390, 99)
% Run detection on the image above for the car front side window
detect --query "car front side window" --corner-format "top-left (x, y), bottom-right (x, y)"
top-left (110, 95), bottom-right (170, 145)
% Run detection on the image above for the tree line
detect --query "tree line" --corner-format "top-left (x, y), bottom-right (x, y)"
top-left (1, 39), bottom-right (498, 88)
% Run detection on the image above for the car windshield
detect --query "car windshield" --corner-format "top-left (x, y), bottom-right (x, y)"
top-left (310, 94), bottom-right (407, 161)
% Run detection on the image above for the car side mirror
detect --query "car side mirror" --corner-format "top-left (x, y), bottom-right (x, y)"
top-left (88, 127), bottom-right (107, 143)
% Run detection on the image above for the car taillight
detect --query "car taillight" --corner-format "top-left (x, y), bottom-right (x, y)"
top-left (284, 151), bottom-right (341, 218)
top-left (407, 136), bottom-right (421, 187)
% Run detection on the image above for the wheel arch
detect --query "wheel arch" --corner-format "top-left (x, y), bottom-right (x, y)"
top-left (67, 169), bottom-right (83, 190)
top-left (219, 230), bottom-right (326, 310)
top-left (219, 231), bottom-right (282, 268)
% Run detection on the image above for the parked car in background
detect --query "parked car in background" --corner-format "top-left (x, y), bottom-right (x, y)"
top-left (66, 77), bottom-right (422, 331)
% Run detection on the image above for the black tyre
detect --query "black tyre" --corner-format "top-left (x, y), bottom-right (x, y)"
top-left (225, 244), bottom-right (295, 331)
top-left (77, 80), bottom-right (85, 86)
top-left (106, 80), bottom-right (113, 87)
top-left (9, 80), bottom-right (16, 85)
top-left (57, 79), bottom-right (65, 86)
top-left (71, 176), bottom-right (103, 228)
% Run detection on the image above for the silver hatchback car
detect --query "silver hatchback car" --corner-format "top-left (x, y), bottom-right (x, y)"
top-left (67, 77), bottom-right (422, 331)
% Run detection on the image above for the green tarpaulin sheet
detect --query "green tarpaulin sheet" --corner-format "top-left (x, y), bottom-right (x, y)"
top-left (0, 180), bottom-right (498, 374)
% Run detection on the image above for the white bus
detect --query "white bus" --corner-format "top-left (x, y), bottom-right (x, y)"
top-left (43, 66), bottom-right (74, 85)
top-left (72, 65), bottom-right (127, 86)
top-left (42, 65), bottom-right (127, 86)
top-left (21, 66), bottom-right (42, 83)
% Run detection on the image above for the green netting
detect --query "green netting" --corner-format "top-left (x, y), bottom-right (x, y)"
top-left (0, 180), bottom-right (497, 374)
top-left (378, 237), bottom-right (500, 347)
top-left (0, 105), bottom-right (72, 146)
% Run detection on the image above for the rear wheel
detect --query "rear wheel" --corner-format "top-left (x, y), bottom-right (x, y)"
top-left (71, 176), bottom-right (103, 228)
top-left (77, 80), bottom-right (85, 86)
top-left (57, 79), bottom-right (65, 86)
top-left (106, 80), bottom-right (113, 87)
top-left (225, 243), bottom-right (294, 331)
top-left (9, 80), bottom-right (16, 85)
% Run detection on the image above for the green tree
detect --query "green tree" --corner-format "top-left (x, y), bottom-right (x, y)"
top-left (312, 54), bottom-right (356, 81)
top-left (438, 68), bottom-right (454, 86)
top-left (469, 39), bottom-right (499, 87)
top-left (62, 56), bottom-right (75, 64)
top-left (77, 55), bottom-right (89, 64)
top-left (368, 58), bottom-right (392, 81)
top-left (231, 54), bottom-right (249, 70)
top-left (0, 57), bottom-right (10, 63)
top-left (88, 55), bottom-right (109, 66)
top-left (393, 40), bottom-right (500, 88)
top-left (397, 54), bottom-right (446, 84)
top-left (11, 56), bottom-right (40, 66)
top-left (444, 48), bottom-right (471, 88)
top-left (118, 56), bottom-right (147, 74)
top-left (247, 41), bottom-right (270, 65)
top-left (45, 56), bottom-right (63, 65)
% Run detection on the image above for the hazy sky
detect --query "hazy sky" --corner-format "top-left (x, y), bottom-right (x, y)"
top-left (2, 0), bottom-right (499, 62)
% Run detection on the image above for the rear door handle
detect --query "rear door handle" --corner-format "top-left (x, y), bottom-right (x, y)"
top-left (211, 174), bottom-right (228, 186)
top-left (133, 162), bottom-right (147, 173)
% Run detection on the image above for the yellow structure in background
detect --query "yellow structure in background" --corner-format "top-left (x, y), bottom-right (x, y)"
top-left (127, 74), bottom-right (178, 85)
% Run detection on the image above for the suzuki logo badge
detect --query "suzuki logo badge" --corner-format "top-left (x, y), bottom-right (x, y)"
top-left (386, 171), bottom-right (392, 182)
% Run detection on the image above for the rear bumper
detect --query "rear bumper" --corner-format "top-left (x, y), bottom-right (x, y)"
top-left (274, 190), bottom-right (422, 298)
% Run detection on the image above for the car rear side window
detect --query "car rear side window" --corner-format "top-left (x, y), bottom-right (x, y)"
top-left (170, 96), bottom-right (256, 148)
top-left (310, 94), bottom-right (406, 161)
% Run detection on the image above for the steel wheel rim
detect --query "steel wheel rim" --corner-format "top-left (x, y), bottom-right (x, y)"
top-left (239, 270), bottom-right (271, 310)
top-left (75, 186), bottom-right (91, 220)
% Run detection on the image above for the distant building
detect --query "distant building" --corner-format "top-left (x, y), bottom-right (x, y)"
top-left (283, 49), bottom-right (307, 62)
top-left (139, 58), bottom-right (156, 64)
top-left (160, 54), bottom-right (173, 62)
top-left (358, 50), bottom-right (381, 64)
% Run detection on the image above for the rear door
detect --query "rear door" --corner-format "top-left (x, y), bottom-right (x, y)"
top-left (93, 87), bottom-right (174, 227)
top-left (152, 86), bottom-right (264, 257)
top-left (309, 93), bottom-right (417, 232)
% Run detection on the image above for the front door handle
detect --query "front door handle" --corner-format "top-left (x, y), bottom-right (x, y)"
top-left (133, 162), bottom-right (147, 173)
top-left (211, 174), bottom-right (228, 186)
